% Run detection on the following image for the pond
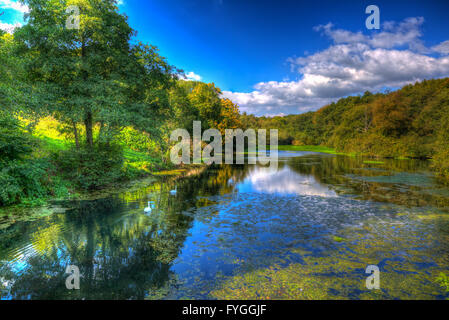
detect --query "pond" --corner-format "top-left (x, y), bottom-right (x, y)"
top-left (1, 151), bottom-right (449, 299)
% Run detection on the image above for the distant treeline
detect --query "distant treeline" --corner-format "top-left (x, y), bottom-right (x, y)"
top-left (241, 78), bottom-right (449, 180)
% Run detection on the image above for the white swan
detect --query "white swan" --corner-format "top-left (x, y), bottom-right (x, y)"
top-left (170, 186), bottom-right (177, 195)
top-left (144, 201), bottom-right (154, 213)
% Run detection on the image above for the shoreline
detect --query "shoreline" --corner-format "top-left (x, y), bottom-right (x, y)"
top-left (0, 164), bottom-right (209, 229)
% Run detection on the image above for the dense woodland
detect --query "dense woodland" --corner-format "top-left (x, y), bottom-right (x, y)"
top-left (1, 0), bottom-right (448, 209)
top-left (242, 78), bottom-right (449, 181)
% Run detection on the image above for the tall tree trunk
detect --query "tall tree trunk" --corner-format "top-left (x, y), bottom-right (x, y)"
top-left (72, 120), bottom-right (80, 150)
top-left (85, 111), bottom-right (94, 147)
top-left (81, 38), bottom-right (94, 148)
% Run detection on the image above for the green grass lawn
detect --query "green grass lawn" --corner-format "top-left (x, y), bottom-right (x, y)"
top-left (37, 135), bottom-right (68, 153)
top-left (123, 148), bottom-right (155, 163)
top-left (34, 133), bottom-right (166, 172)
top-left (363, 160), bottom-right (385, 164)
top-left (278, 145), bottom-right (339, 154)
top-left (123, 148), bottom-right (168, 173)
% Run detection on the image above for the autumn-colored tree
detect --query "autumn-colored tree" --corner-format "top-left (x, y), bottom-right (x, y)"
top-left (215, 98), bottom-right (242, 135)
top-left (188, 82), bottom-right (222, 129)
top-left (372, 91), bottom-right (412, 137)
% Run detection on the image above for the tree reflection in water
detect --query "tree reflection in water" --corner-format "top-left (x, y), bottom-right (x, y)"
top-left (1, 152), bottom-right (449, 299)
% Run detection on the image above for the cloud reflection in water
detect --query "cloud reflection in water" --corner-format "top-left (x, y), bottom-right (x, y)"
top-left (236, 166), bottom-right (337, 197)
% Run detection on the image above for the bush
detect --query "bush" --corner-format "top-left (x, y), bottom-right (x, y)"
top-left (0, 114), bottom-right (59, 206)
top-left (0, 159), bottom-right (54, 206)
top-left (432, 147), bottom-right (449, 184)
top-left (119, 127), bottom-right (158, 153)
top-left (0, 168), bottom-right (22, 206)
top-left (55, 143), bottom-right (125, 190)
top-left (0, 114), bottom-right (35, 161)
top-left (431, 115), bottom-right (449, 182)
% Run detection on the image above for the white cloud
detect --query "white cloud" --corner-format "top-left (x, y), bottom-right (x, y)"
top-left (182, 71), bottom-right (202, 81)
top-left (0, 20), bottom-right (20, 33)
top-left (0, 0), bottom-right (29, 13)
top-left (432, 40), bottom-right (449, 55)
top-left (314, 17), bottom-right (427, 51)
top-left (223, 17), bottom-right (449, 116)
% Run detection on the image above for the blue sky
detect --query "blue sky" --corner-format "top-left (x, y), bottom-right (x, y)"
top-left (2, 0), bottom-right (449, 116)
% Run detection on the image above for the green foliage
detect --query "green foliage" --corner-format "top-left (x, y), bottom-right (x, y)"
top-left (55, 143), bottom-right (125, 190)
top-left (0, 114), bottom-right (60, 206)
top-left (245, 78), bottom-right (449, 179)
top-left (432, 112), bottom-right (449, 182)
top-left (0, 114), bottom-right (35, 162)
top-left (0, 161), bottom-right (40, 205)
top-left (168, 81), bottom-right (224, 132)
top-left (16, 0), bottom-right (177, 149)
top-left (432, 147), bottom-right (449, 183)
top-left (118, 127), bottom-right (157, 153)
top-left (0, 32), bottom-right (30, 115)
top-left (0, 159), bottom-right (67, 207)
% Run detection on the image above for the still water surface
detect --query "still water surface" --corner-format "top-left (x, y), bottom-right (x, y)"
top-left (1, 151), bottom-right (449, 299)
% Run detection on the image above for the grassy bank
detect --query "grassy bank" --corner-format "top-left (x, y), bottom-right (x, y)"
top-left (279, 145), bottom-right (339, 154)
top-left (278, 145), bottom-right (355, 156)
top-left (278, 145), bottom-right (416, 160)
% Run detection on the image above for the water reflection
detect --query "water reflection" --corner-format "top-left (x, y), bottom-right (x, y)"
top-left (238, 166), bottom-right (336, 197)
top-left (1, 152), bottom-right (449, 299)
